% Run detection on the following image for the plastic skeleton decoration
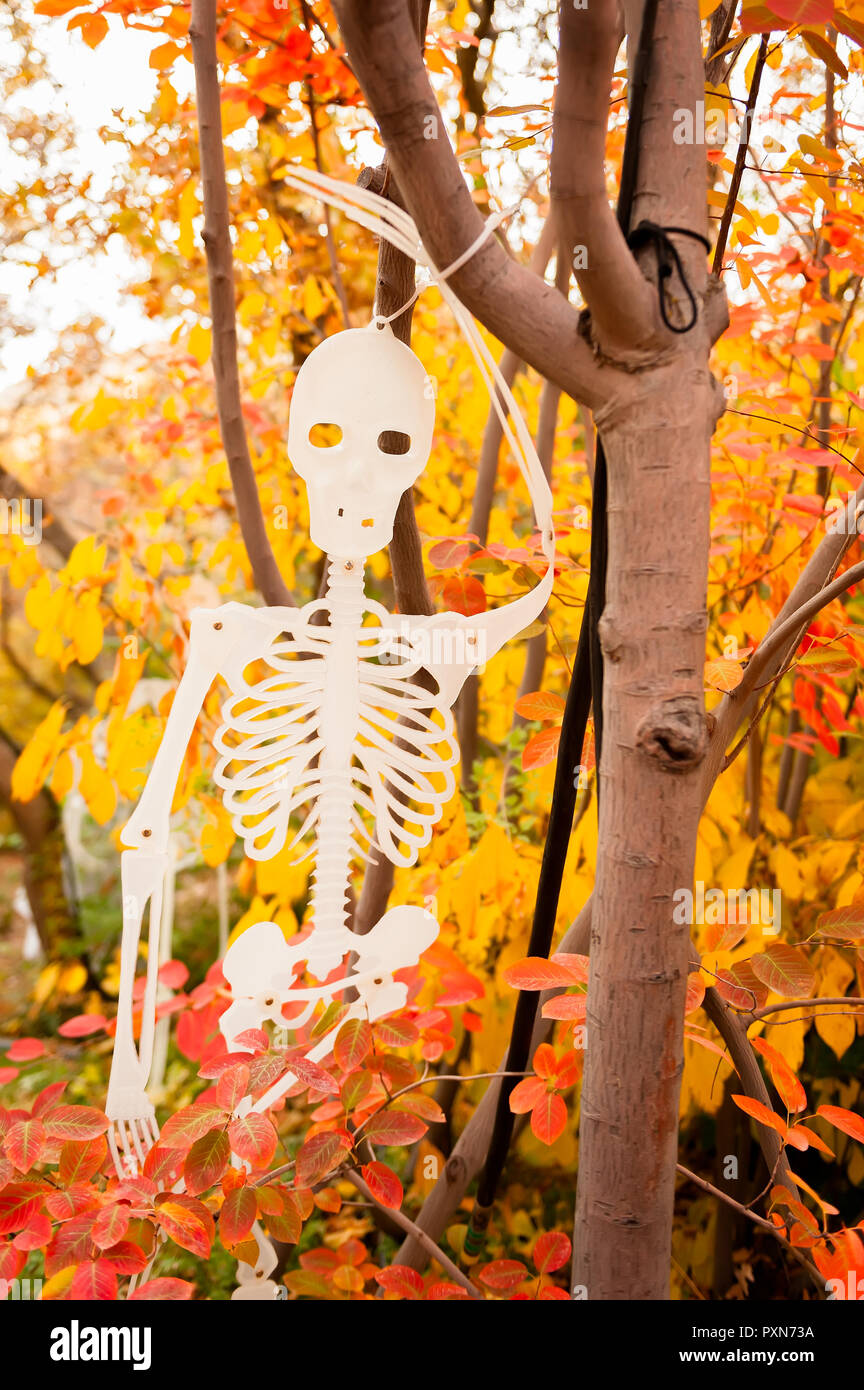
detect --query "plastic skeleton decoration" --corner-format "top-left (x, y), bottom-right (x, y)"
top-left (105, 169), bottom-right (555, 1299)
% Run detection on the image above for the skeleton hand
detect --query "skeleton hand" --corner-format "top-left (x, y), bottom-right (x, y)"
top-left (105, 848), bottom-right (169, 1175)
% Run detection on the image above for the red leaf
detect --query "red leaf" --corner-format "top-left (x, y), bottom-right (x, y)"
top-left (184, 1128), bottom-right (230, 1195)
top-left (282, 1049), bottom-right (338, 1095)
top-left (156, 1198), bottom-right (213, 1259)
top-left (42, 1106), bottom-right (110, 1142)
top-left (531, 1092), bottom-right (567, 1145)
top-left (6, 1118), bottom-right (46, 1171)
top-left (102, 1241), bottom-right (148, 1276)
top-left (160, 1103), bottom-right (227, 1150)
top-left (0, 1183), bottom-right (45, 1235)
top-left (69, 1260), bottom-right (118, 1301)
top-left (228, 1113), bottom-right (277, 1170)
top-left (478, 1258), bottom-right (529, 1290)
top-left (7, 1038), bottom-right (46, 1063)
top-left (425, 1281), bottom-right (470, 1300)
top-left (231, 1028), bottom-right (269, 1054)
top-left (533, 1230), bottom-right (571, 1274)
top-left (363, 1111), bottom-right (427, 1146)
top-left (91, 1205), bottom-right (131, 1250)
top-left (685, 973), bottom-right (706, 1015)
top-left (532, 1043), bottom-right (558, 1080)
top-left (129, 1277), bottom-right (194, 1301)
top-left (32, 1082), bottom-right (68, 1116)
top-left (375, 1264), bottom-right (424, 1299)
top-left (542, 993), bottom-right (587, 1021)
top-left (714, 960), bottom-right (769, 1011)
top-left (362, 1161), bottom-right (403, 1210)
top-left (13, 1211), bottom-right (52, 1250)
top-left (221, 1187), bottom-right (257, 1246)
top-left (215, 1063), bottom-right (250, 1113)
top-left (158, 960), bottom-right (189, 990)
top-left (295, 1131), bottom-right (352, 1186)
top-left (57, 1014), bottom-right (107, 1039)
top-left (427, 537), bottom-right (472, 569)
top-left (441, 574), bottom-right (486, 616)
top-left (334, 1019), bottom-right (373, 1073)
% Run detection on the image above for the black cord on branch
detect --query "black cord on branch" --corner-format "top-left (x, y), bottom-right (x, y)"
top-left (466, 0), bottom-right (708, 1251)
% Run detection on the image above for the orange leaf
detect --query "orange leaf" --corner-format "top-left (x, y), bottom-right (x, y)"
top-left (362, 1161), bottom-right (403, 1210)
top-left (731, 1093), bottom-right (788, 1139)
top-left (751, 1036), bottom-right (807, 1113)
top-left (514, 690), bottom-right (566, 721)
top-left (522, 726), bottom-right (560, 771)
top-left (751, 944), bottom-right (815, 999)
top-left (503, 956), bottom-right (584, 990)
top-left (817, 1105), bottom-right (864, 1144)
top-left (531, 1092), bottom-right (567, 1145)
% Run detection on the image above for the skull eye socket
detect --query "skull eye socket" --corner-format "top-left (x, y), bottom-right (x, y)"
top-left (308, 422), bottom-right (343, 448)
top-left (377, 430), bottom-right (411, 455)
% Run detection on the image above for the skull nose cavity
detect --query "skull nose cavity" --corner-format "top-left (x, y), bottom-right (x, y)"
top-left (308, 422), bottom-right (343, 448)
top-left (377, 430), bottom-right (411, 455)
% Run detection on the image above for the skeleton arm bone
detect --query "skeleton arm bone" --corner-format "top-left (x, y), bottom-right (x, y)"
top-left (108, 605), bottom-right (272, 1134)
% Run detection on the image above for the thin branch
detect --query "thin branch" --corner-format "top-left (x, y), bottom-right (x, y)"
top-left (303, 81), bottom-right (351, 325)
top-left (742, 558), bottom-right (864, 690)
top-left (343, 1170), bottom-right (481, 1297)
top-left (676, 1163), bottom-right (823, 1291)
top-left (189, 0), bottom-right (293, 607)
top-left (712, 35), bottom-right (768, 274)
top-left (745, 997), bottom-right (864, 1024)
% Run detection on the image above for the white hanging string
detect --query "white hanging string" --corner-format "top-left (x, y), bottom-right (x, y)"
top-left (281, 166), bottom-right (556, 567)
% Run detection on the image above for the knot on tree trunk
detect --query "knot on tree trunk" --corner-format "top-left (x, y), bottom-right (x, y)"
top-left (635, 696), bottom-right (707, 772)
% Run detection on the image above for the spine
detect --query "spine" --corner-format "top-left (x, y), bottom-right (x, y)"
top-left (306, 558), bottom-right (364, 970)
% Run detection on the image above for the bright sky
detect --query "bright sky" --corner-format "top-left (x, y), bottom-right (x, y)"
top-left (0, 10), bottom-right (177, 389)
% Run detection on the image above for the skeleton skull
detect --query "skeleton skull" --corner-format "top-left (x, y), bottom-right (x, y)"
top-left (287, 322), bottom-right (435, 557)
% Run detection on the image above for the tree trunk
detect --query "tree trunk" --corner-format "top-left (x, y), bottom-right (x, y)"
top-left (572, 366), bottom-right (713, 1299)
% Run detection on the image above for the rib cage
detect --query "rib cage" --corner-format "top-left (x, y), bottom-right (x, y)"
top-left (212, 586), bottom-right (460, 870)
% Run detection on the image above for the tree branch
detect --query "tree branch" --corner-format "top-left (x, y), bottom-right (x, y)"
top-left (343, 1170), bottom-right (481, 1297)
top-left (332, 0), bottom-right (617, 413)
top-left (553, 0), bottom-right (662, 356)
top-left (189, 0), bottom-right (293, 607)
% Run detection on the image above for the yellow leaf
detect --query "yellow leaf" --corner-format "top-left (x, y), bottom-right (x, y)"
top-left (58, 962), bottom-right (87, 995)
top-left (188, 322), bottom-right (212, 366)
top-left (66, 535), bottom-right (108, 582)
top-left (200, 803), bottom-right (235, 867)
top-left (41, 1267), bottom-right (76, 1300)
top-left (302, 275), bottom-right (326, 321)
top-left (33, 962), bottom-right (61, 1005)
top-left (177, 179), bottom-right (199, 261)
top-left (78, 747), bottom-right (117, 826)
top-left (815, 949), bottom-right (856, 1059)
top-left (72, 603), bottom-right (104, 665)
top-left (704, 657), bottom-right (743, 692)
top-left (50, 750), bottom-right (75, 801)
top-left (145, 542), bottom-right (163, 579)
top-left (11, 702), bottom-right (67, 802)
